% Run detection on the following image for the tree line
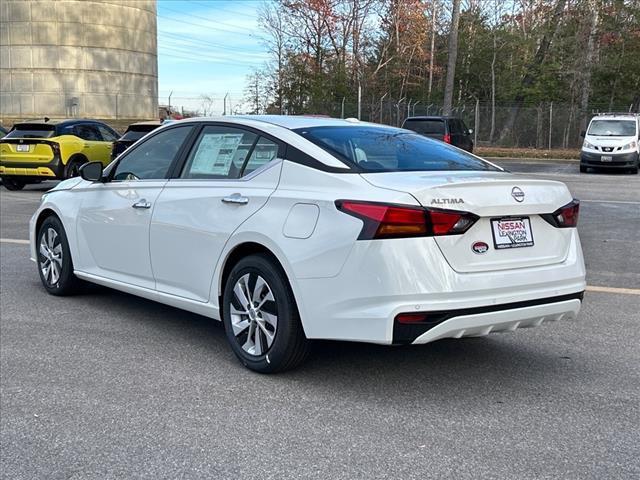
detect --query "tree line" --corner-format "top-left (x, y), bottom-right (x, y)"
top-left (244, 0), bottom-right (640, 144)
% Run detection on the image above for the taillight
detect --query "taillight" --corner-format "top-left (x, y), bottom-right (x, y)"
top-left (443, 133), bottom-right (451, 144)
top-left (46, 141), bottom-right (61, 159)
top-left (335, 200), bottom-right (478, 239)
top-left (541, 199), bottom-right (580, 228)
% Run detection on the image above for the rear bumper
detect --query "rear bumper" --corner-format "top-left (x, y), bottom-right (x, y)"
top-left (0, 157), bottom-right (63, 179)
top-left (400, 293), bottom-right (583, 344)
top-left (295, 232), bottom-right (586, 344)
top-left (580, 151), bottom-right (638, 168)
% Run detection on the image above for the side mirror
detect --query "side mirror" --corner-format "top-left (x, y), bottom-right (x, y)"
top-left (468, 129), bottom-right (473, 135)
top-left (580, 130), bottom-right (586, 138)
top-left (79, 161), bottom-right (104, 182)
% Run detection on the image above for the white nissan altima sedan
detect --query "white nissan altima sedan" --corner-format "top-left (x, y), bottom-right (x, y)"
top-left (30, 116), bottom-right (586, 372)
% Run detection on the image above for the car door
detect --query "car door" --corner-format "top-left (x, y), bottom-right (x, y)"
top-left (74, 124), bottom-right (108, 163)
top-left (96, 124), bottom-right (120, 164)
top-left (150, 124), bottom-right (283, 302)
top-left (74, 125), bottom-right (195, 288)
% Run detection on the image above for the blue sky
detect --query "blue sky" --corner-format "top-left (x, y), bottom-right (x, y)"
top-left (157, 0), bottom-right (270, 114)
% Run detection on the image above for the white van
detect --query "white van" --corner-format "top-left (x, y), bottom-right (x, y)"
top-left (580, 113), bottom-right (639, 174)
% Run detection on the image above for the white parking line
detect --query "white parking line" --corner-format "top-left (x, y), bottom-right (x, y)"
top-left (586, 285), bottom-right (640, 296)
top-left (0, 238), bottom-right (30, 245)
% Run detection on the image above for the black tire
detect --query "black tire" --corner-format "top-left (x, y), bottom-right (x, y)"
top-left (64, 157), bottom-right (86, 179)
top-left (36, 215), bottom-right (85, 296)
top-left (2, 177), bottom-right (26, 190)
top-left (579, 165), bottom-right (588, 173)
top-left (222, 254), bottom-right (310, 373)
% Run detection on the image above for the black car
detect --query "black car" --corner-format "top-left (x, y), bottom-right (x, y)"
top-left (0, 125), bottom-right (7, 137)
top-left (111, 121), bottom-right (162, 160)
top-left (402, 116), bottom-right (474, 152)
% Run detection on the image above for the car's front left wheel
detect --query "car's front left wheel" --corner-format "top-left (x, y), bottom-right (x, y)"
top-left (222, 254), bottom-right (310, 373)
top-left (37, 215), bottom-right (84, 296)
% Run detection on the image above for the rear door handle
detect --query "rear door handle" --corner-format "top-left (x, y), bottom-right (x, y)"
top-left (132, 199), bottom-right (152, 209)
top-left (222, 193), bottom-right (249, 205)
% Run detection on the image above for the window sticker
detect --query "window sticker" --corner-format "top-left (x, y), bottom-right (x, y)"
top-left (190, 133), bottom-right (243, 175)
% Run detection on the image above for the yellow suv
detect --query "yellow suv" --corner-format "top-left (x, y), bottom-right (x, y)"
top-left (0, 119), bottom-right (120, 190)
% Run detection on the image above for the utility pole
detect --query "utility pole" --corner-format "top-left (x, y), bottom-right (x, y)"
top-left (443, 0), bottom-right (461, 115)
top-left (341, 97), bottom-right (346, 119)
top-left (379, 93), bottom-right (387, 124)
top-left (168, 90), bottom-right (173, 109)
top-left (223, 92), bottom-right (229, 116)
top-left (357, 83), bottom-right (362, 120)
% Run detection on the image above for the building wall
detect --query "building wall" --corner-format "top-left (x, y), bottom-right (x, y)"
top-left (0, 0), bottom-right (158, 120)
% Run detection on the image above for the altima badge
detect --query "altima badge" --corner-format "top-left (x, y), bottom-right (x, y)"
top-left (511, 186), bottom-right (525, 202)
top-left (472, 241), bottom-right (489, 254)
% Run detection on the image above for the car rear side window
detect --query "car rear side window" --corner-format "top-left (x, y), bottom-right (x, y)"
top-left (4, 124), bottom-right (56, 138)
top-left (295, 126), bottom-right (498, 172)
top-left (403, 119), bottom-right (445, 135)
top-left (113, 126), bottom-right (193, 181)
top-left (243, 137), bottom-right (279, 176)
top-left (180, 126), bottom-right (257, 179)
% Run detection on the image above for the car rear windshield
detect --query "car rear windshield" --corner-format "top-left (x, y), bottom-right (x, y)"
top-left (294, 126), bottom-right (498, 172)
top-left (588, 120), bottom-right (637, 136)
top-left (4, 124), bottom-right (56, 139)
top-left (403, 119), bottom-right (445, 135)
top-left (120, 125), bottom-right (158, 141)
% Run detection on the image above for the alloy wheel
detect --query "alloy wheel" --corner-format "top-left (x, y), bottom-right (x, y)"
top-left (39, 227), bottom-right (63, 285)
top-left (229, 273), bottom-right (278, 356)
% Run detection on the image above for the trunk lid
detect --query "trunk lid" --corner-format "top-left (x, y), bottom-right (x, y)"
top-left (0, 138), bottom-right (57, 164)
top-left (361, 171), bottom-right (575, 273)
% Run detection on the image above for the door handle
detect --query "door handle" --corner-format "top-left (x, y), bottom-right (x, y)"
top-left (222, 193), bottom-right (249, 205)
top-left (132, 199), bottom-right (152, 209)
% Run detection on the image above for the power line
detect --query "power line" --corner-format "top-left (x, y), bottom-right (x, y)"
top-left (158, 30), bottom-right (268, 56)
top-left (159, 45), bottom-right (264, 66)
top-left (157, 13), bottom-right (267, 41)
top-left (160, 5), bottom-right (257, 32)
top-left (159, 50), bottom-right (262, 69)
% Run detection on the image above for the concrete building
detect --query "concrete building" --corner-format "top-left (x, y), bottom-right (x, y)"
top-left (0, 0), bottom-right (158, 121)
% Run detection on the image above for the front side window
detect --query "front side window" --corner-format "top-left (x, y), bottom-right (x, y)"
top-left (180, 126), bottom-right (257, 179)
top-left (74, 125), bottom-right (101, 141)
top-left (98, 125), bottom-right (119, 142)
top-left (588, 120), bottom-right (636, 136)
top-left (113, 126), bottom-right (193, 181)
top-left (295, 126), bottom-right (498, 172)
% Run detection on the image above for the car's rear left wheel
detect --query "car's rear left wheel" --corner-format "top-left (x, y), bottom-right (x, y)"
top-left (37, 215), bottom-right (84, 295)
top-left (222, 254), bottom-right (310, 373)
top-left (2, 177), bottom-right (26, 190)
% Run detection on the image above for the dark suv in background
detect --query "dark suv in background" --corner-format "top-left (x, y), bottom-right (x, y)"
top-left (402, 116), bottom-right (474, 152)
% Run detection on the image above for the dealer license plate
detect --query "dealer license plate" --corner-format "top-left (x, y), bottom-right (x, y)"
top-left (16, 144), bottom-right (29, 152)
top-left (491, 217), bottom-right (534, 249)
top-left (601, 155), bottom-right (612, 162)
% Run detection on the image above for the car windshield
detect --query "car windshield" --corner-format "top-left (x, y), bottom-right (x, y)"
top-left (294, 125), bottom-right (498, 172)
top-left (403, 119), bottom-right (446, 135)
top-left (588, 120), bottom-right (636, 136)
top-left (4, 124), bottom-right (56, 138)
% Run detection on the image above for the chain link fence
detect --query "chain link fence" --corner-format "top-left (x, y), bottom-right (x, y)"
top-left (301, 100), bottom-right (639, 149)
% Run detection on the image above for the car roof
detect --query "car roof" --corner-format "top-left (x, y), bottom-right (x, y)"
top-left (177, 115), bottom-right (392, 130)
top-left (590, 115), bottom-right (638, 121)
top-left (13, 119), bottom-right (107, 127)
top-left (404, 116), bottom-right (460, 121)
top-left (128, 120), bottom-right (163, 127)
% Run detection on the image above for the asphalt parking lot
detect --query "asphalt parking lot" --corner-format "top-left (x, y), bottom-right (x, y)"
top-left (1, 161), bottom-right (639, 479)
